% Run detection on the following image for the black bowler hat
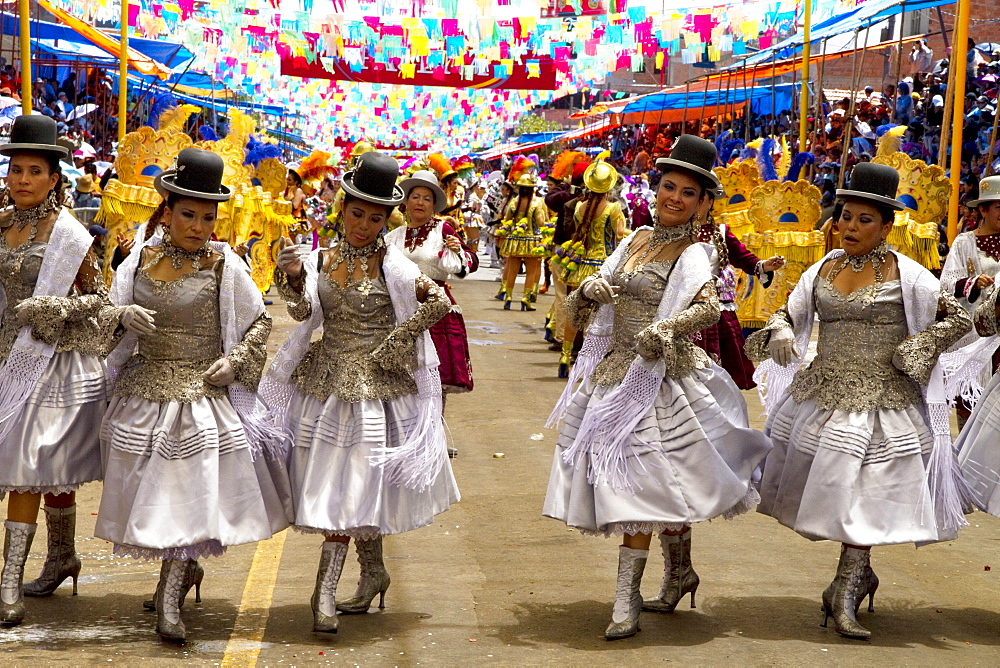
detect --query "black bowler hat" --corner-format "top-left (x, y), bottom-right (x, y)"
top-left (154, 148), bottom-right (232, 202)
top-left (341, 151), bottom-right (404, 206)
top-left (0, 115), bottom-right (69, 158)
top-left (836, 162), bottom-right (904, 211)
top-left (654, 134), bottom-right (721, 188)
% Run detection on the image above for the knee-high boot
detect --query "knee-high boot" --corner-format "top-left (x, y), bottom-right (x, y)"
top-left (154, 559), bottom-right (189, 642)
top-left (0, 521), bottom-right (36, 626)
top-left (821, 544), bottom-right (873, 640)
top-left (642, 529), bottom-right (699, 613)
top-left (24, 505), bottom-right (81, 597)
top-left (337, 536), bottom-right (391, 614)
top-left (312, 541), bottom-right (349, 633)
top-left (604, 545), bottom-right (648, 640)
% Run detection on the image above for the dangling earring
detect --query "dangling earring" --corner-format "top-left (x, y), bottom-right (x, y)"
top-left (0, 187), bottom-right (10, 210)
top-left (691, 213), bottom-right (702, 226)
top-left (46, 187), bottom-right (59, 209)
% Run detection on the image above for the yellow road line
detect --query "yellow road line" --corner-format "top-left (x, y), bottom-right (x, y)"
top-left (220, 530), bottom-right (287, 667)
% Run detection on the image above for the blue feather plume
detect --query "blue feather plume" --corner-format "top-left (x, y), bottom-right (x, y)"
top-left (757, 138), bottom-right (779, 182)
top-left (740, 146), bottom-right (758, 161)
top-left (244, 135), bottom-right (283, 167)
top-left (722, 139), bottom-right (744, 162)
top-left (714, 130), bottom-right (731, 166)
top-left (784, 152), bottom-right (815, 182)
top-left (875, 123), bottom-right (898, 138)
top-left (198, 125), bottom-right (219, 142)
top-left (146, 92), bottom-right (177, 130)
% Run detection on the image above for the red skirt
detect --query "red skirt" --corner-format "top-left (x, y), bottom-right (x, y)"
top-left (431, 281), bottom-right (474, 393)
top-left (692, 310), bottom-right (756, 390)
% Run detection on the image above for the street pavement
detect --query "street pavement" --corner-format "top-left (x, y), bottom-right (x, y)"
top-left (3, 257), bottom-right (1000, 666)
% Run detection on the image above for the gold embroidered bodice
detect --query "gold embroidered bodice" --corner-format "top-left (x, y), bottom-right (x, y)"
top-left (0, 241), bottom-right (46, 358)
top-left (789, 279), bottom-right (922, 411)
top-left (590, 260), bottom-right (713, 386)
top-left (292, 274), bottom-right (418, 403)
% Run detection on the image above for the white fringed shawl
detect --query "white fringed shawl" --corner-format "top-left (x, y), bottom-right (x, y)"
top-left (547, 227), bottom-right (715, 491)
top-left (108, 236), bottom-right (290, 459)
top-left (260, 243), bottom-right (446, 491)
top-left (753, 249), bottom-right (971, 535)
top-left (0, 208), bottom-right (92, 443)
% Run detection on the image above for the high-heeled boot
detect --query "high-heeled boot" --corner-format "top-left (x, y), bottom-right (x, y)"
top-left (822, 562), bottom-right (878, 616)
top-left (311, 541), bottom-right (348, 633)
top-left (24, 505), bottom-right (81, 597)
top-left (521, 285), bottom-right (538, 311)
top-left (642, 529), bottom-right (699, 613)
top-left (143, 560), bottom-right (204, 611)
top-left (337, 536), bottom-right (391, 614)
top-left (821, 545), bottom-right (872, 640)
top-left (604, 545), bottom-right (648, 640)
top-left (0, 521), bottom-right (36, 626)
top-left (155, 559), bottom-right (188, 642)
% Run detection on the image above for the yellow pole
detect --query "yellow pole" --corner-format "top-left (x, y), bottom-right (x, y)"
top-left (947, 0), bottom-right (971, 243)
top-left (798, 0), bottom-right (812, 149)
top-left (19, 0), bottom-right (31, 114)
top-left (119, 0), bottom-right (129, 141)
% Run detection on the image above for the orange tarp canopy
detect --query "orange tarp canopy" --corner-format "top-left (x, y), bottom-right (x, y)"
top-left (37, 0), bottom-right (172, 79)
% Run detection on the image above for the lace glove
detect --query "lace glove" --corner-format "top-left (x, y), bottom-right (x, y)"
top-left (892, 293), bottom-right (973, 385)
top-left (635, 321), bottom-right (676, 366)
top-left (120, 304), bottom-right (157, 335)
top-left (370, 278), bottom-right (450, 373)
top-left (226, 312), bottom-right (272, 390)
top-left (565, 286), bottom-right (599, 331)
top-left (276, 242), bottom-right (303, 277)
top-left (768, 327), bottom-right (798, 367)
top-left (273, 268), bottom-right (311, 321)
top-left (204, 357), bottom-right (236, 387)
top-left (745, 307), bottom-right (794, 362)
top-left (580, 275), bottom-right (618, 304)
top-left (974, 283), bottom-right (1000, 337)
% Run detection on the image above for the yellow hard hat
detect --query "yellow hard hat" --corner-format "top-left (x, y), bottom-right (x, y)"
top-left (515, 173), bottom-right (537, 188)
top-left (350, 140), bottom-right (375, 158)
top-left (583, 161), bottom-right (617, 194)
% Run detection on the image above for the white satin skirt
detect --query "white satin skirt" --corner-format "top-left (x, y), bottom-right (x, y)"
top-left (543, 365), bottom-right (772, 537)
top-left (0, 350), bottom-right (107, 497)
top-left (958, 371), bottom-right (1000, 517)
top-left (285, 390), bottom-right (460, 539)
top-left (96, 395), bottom-right (293, 561)
top-left (758, 395), bottom-right (942, 546)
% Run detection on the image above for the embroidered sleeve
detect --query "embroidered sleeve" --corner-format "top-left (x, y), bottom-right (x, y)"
top-left (227, 312), bottom-right (272, 390)
top-left (974, 285), bottom-right (999, 336)
top-left (893, 293), bottom-right (974, 385)
top-left (566, 279), bottom-right (599, 331)
top-left (745, 306), bottom-right (794, 362)
top-left (532, 200), bottom-right (548, 234)
top-left (370, 276), bottom-right (450, 373)
top-left (274, 267), bottom-right (312, 321)
top-left (635, 282), bottom-right (721, 363)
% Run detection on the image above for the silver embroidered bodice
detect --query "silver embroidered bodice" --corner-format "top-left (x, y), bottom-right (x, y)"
top-left (115, 264), bottom-right (226, 402)
top-left (0, 241), bottom-right (46, 359)
top-left (292, 274), bottom-right (418, 403)
top-left (789, 278), bottom-right (922, 412)
top-left (590, 260), bottom-right (711, 386)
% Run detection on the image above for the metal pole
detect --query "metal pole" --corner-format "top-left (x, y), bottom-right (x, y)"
top-left (947, 0), bottom-right (972, 243)
top-left (937, 15), bottom-right (961, 166)
top-left (682, 81), bottom-right (691, 127)
top-left (19, 0), bottom-right (31, 113)
top-left (837, 30), bottom-right (864, 191)
top-left (119, 0), bottom-right (129, 141)
top-left (985, 104), bottom-right (1000, 177)
top-left (812, 38), bottom-right (828, 150)
top-left (798, 0), bottom-right (812, 149)
top-left (890, 4), bottom-right (906, 124)
top-left (936, 6), bottom-right (949, 49)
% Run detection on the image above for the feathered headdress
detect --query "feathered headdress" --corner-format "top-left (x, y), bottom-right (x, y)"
top-left (453, 155), bottom-right (475, 179)
top-left (147, 92), bottom-right (178, 130)
top-left (428, 153), bottom-right (456, 180)
top-left (550, 150), bottom-right (587, 181)
top-left (784, 152), bottom-right (815, 182)
top-left (198, 125), bottom-right (219, 142)
top-left (157, 104), bottom-right (201, 134)
top-left (756, 138), bottom-right (779, 182)
top-left (298, 150), bottom-right (336, 183)
top-left (777, 136), bottom-right (791, 181)
top-left (571, 160), bottom-right (591, 186)
top-left (714, 130), bottom-right (732, 167)
top-left (507, 155), bottom-right (536, 184)
top-left (244, 135), bottom-right (283, 167)
top-left (876, 124), bottom-right (907, 158)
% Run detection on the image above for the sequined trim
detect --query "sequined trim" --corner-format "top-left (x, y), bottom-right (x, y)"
top-left (974, 286), bottom-right (999, 337)
top-left (114, 357), bottom-right (228, 402)
top-left (293, 525), bottom-right (382, 541)
top-left (228, 313), bottom-right (271, 391)
top-left (274, 269), bottom-right (311, 322)
top-left (744, 307), bottom-right (793, 363)
top-left (291, 339), bottom-right (418, 403)
top-left (892, 292), bottom-right (972, 386)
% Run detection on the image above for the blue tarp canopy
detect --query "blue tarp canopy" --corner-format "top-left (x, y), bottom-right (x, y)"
top-left (1, 12), bottom-right (193, 68)
top-left (743, 0), bottom-right (955, 65)
top-left (620, 82), bottom-right (799, 116)
top-left (112, 71), bottom-right (287, 116)
top-left (516, 131), bottom-right (565, 143)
